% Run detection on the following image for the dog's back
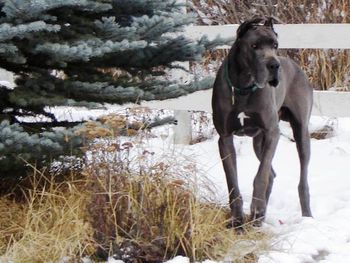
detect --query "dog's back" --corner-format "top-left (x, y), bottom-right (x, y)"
top-left (278, 57), bottom-right (313, 122)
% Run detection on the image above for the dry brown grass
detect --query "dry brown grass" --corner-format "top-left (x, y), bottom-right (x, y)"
top-left (86, 168), bottom-right (224, 261)
top-left (190, 0), bottom-right (350, 90)
top-left (298, 49), bottom-right (350, 90)
top-left (0, 198), bottom-right (26, 252)
top-left (84, 139), bottom-right (271, 262)
top-left (0, 155), bottom-right (271, 262)
top-left (0, 169), bottom-right (95, 263)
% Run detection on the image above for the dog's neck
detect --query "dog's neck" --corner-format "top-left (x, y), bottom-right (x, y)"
top-left (226, 45), bottom-right (261, 96)
top-left (224, 59), bottom-right (259, 96)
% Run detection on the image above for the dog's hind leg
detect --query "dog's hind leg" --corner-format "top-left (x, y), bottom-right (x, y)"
top-left (253, 133), bottom-right (277, 205)
top-left (218, 135), bottom-right (244, 227)
top-left (290, 118), bottom-right (313, 217)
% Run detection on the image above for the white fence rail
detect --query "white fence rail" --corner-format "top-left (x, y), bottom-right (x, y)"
top-left (184, 24), bottom-right (350, 49)
top-left (141, 89), bottom-right (350, 117)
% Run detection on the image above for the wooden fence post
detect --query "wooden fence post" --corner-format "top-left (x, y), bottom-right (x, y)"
top-left (172, 0), bottom-right (192, 145)
top-left (173, 110), bottom-right (192, 144)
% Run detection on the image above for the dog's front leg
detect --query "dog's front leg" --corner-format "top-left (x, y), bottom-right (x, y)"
top-left (218, 135), bottom-right (244, 227)
top-left (250, 127), bottom-right (280, 226)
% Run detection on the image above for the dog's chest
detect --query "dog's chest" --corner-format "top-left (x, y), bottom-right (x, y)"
top-left (231, 89), bottom-right (280, 136)
top-left (231, 104), bottom-right (278, 137)
top-left (231, 111), bottom-right (261, 137)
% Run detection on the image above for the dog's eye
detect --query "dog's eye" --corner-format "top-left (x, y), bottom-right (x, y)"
top-left (251, 44), bottom-right (258, 49)
top-left (273, 43), bottom-right (278, 49)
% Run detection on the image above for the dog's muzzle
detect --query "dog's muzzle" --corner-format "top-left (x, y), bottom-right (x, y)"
top-left (267, 58), bottom-right (280, 87)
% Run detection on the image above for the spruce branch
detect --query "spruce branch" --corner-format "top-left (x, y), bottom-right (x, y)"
top-left (0, 21), bottom-right (60, 41)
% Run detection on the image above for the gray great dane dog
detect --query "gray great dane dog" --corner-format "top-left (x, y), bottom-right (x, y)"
top-left (212, 17), bottom-right (313, 227)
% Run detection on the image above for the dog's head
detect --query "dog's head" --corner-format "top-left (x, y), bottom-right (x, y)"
top-left (233, 17), bottom-right (281, 88)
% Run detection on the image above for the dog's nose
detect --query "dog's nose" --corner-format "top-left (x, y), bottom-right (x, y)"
top-left (267, 58), bottom-right (280, 87)
top-left (266, 59), bottom-right (280, 72)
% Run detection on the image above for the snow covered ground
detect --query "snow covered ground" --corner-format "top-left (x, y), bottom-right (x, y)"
top-left (6, 92), bottom-right (350, 262)
top-left (190, 116), bottom-right (350, 262)
top-left (106, 115), bottom-right (350, 263)
top-left (6, 96), bottom-right (350, 262)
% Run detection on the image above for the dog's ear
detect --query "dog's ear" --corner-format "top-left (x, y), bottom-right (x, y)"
top-left (236, 17), bottom-right (265, 39)
top-left (264, 17), bottom-right (274, 27)
top-left (264, 17), bottom-right (278, 35)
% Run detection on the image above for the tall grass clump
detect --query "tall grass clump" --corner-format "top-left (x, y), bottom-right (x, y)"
top-left (190, 0), bottom-right (350, 90)
top-left (83, 140), bottom-right (270, 262)
top-left (78, 114), bottom-right (271, 261)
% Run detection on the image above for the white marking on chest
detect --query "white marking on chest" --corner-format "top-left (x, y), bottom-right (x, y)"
top-left (238, 112), bottom-right (250, 126)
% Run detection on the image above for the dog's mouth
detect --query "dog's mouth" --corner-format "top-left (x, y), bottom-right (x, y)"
top-left (268, 79), bottom-right (279, 87)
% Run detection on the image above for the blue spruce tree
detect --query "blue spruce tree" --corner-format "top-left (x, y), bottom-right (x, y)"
top-left (0, 0), bottom-right (225, 176)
